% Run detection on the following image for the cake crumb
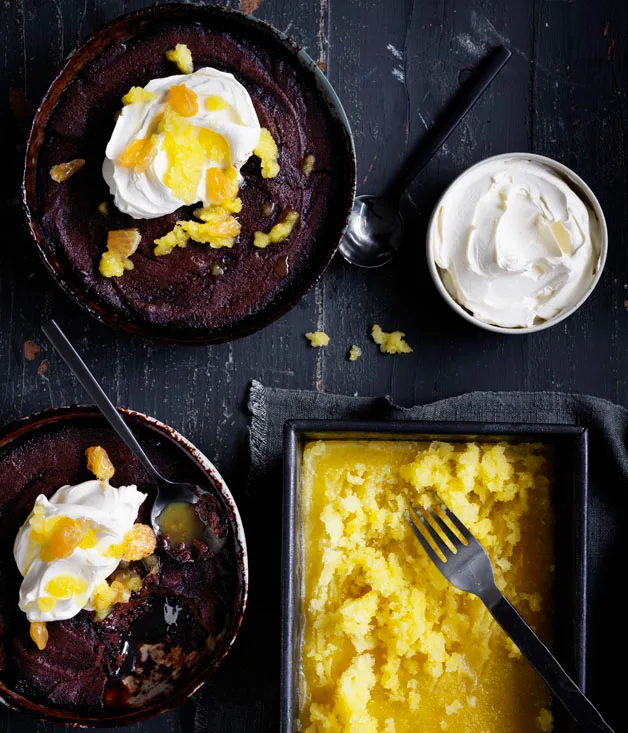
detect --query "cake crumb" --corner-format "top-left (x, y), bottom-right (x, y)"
top-left (371, 324), bottom-right (413, 354)
top-left (348, 345), bottom-right (362, 361)
top-left (306, 331), bottom-right (330, 348)
top-left (166, 43), bottom-right (193, 74)
top-left (23, 340), bottom-right (40, 361)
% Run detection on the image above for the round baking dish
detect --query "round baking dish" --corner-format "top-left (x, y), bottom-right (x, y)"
top-left (23, 3), bottom-right (356, 345)
top-left (0, 406), bottom-right (248, 727)
top-left (426, 152), bottom-right (608, 334)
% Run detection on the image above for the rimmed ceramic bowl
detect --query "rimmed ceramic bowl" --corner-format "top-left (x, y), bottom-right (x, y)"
top-left (0, 406), bottom-right (248, 727)
top-left (426, 152), bottom-right (608, 334)
top-left (23, 3), bottom-right (356, 345)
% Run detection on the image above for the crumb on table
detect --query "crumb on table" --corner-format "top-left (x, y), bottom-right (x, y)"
top-left (348, 345), bottom-right (362, 361)
top-left (371, 324), bottom-right (413, 354)
top-left (305, 331), bottom-right (330, 348)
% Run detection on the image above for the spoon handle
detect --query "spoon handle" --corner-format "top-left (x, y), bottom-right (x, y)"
top-left (385, 44), bottom-right (511, 202)
top-left (42, 319), bottom-right (163, 484)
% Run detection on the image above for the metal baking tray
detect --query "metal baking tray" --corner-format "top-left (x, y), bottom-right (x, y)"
top-left (282, 420), bottom-right (588, 733)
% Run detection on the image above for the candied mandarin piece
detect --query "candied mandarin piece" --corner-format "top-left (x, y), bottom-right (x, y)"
top-left (43, 517), bottom-right (87, 561)
top-left (166, 43), bottom-right (193, 74)
top-left (253, 210), bottom-right (299, 249)
top-left (122, 523), bottom-right (157, 561)
top-left (371, 324), bottom-right (413, 354)
top-left (306, 331), bottom-right (330, 347)
top-left (49, 158), bottom-right (85, 182)
top-left (30, 621), bottom-right (48, 651)
top-left (348, 345), bottom-right (362, 361)
top-left (205, 94), bottom-right (229, 111)
top-left (253, 128), bottom-right (280, 178)
top-left (99, 229), bottom-right (141, 278)
top-left (118, 136), bottom-right (157, 173)
top-left (206, 166), bottom-right (239, 205)
top-left (166, 84), bottom-right (199, 117)
top-left (300, 440), bottom-right (554, 730)
top-left (85, 445), bottom-right (115, 480)
top-left (121, 86), bottom-right (157, 105)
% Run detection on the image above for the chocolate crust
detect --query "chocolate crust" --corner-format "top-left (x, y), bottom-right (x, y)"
top-left (0, 414), bottom-right (239, 714)
top-left (34, 16), bottom-right (353, 340)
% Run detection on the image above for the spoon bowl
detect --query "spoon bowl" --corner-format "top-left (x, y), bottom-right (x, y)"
top-left (42, 319), bottom-right (216, 556)
top-left (339, 45), bottom-right (511, 269)
top-left (339, 195), bottom-right (405, 268)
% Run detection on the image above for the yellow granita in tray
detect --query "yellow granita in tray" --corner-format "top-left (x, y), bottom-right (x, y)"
top-left (300, 440), bottom-right (555, 733)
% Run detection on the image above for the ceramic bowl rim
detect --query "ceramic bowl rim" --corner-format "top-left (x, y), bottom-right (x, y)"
top-left (425, 152), bottom-right (609, 335)
top-left (22, 2), bottom-right (356, 345)
top-left (0, 404), bottom-right (248, 727)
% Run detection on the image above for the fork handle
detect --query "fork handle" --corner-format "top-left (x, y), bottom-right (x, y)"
top-left (486, 594), bottom-right (614, 732)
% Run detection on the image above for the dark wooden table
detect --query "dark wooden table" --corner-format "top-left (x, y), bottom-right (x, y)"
top-left (1, 0), bottom-right (625, 731)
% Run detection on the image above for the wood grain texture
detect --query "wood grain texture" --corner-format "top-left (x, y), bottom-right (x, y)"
top-left (0, 0), bottom-right (625, 730)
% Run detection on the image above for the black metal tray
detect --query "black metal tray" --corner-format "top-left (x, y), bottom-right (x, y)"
top-left (282, 420), bottom-right (588, 733)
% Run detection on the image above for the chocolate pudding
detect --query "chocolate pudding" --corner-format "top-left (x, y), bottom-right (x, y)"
top-left (0, 411), bottom-right (241, 715)
top-left (32, 10), bottom-right (354, 341)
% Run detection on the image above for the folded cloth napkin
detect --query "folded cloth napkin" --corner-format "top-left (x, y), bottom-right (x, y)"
top-left (246, 380), bottom-right (624, 728)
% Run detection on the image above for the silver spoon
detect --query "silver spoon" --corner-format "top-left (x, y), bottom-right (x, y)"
top-left (42, 319), bottom-right (220, 552)
top-left (339, 45), bottom-right (512, 268)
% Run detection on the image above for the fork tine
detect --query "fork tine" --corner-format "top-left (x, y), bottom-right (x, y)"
top-left (409, 503), bottom-right (452, 559)
top-left (405, 513), bottom-right (446, 568)
top-left (432, 495), bottom-right (473, 541)
top-left (426, 508), bottom-right (463, 550)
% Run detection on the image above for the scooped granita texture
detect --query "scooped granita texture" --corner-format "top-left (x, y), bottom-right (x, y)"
top-left (300, 440), bottom-right (554, 733)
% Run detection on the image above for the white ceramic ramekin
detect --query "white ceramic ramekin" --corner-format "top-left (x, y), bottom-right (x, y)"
top-left (426, 152), bottom-right (608, 334)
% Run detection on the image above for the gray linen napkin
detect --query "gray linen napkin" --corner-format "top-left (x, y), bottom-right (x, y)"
top-left (246, 380), bottom-right (624, 729)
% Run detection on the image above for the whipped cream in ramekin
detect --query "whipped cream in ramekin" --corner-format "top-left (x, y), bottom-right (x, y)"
top-left (431, 157), bottom-right (603, 329)
top-left (14, 480), bottom-right (146, 622)
top-left (103, 67), bottom-right (261, 219)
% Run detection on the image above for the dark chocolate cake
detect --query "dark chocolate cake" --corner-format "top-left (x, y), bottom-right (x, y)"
top-left (0, 414), bottom-right (239, 713)
top-left (35, 18), bottom-right (352, 339)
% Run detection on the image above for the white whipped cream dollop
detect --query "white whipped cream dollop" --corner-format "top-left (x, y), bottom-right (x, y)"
top-left (432, 158), bottom-right (602, 328)
top-left (14, 480), bottom-right (146, 623)
top-left (103, 67), bottom-right (261, 219)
